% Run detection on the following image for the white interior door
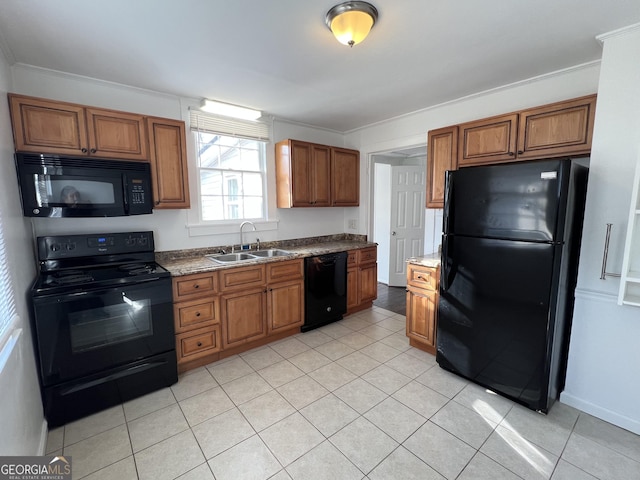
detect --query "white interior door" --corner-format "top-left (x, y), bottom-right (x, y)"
top-left (388, 166), bottom-right (425, 286)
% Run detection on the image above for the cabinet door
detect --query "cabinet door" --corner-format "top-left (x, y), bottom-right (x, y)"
top-left (147, 117), bottom-right (190, 208)
top-left (288, 140), bottom-right (313, 206)
top-left (358, 263), bottom-right (378, 304)
top-left (268, 280), bottom-right (304, 333)
top-left (311, 144), bottom-right (331, 207)
top-left (406, 288), bottom-right (437, 350)
top-left (8, 94), bottom-right (89, 155)
top-left (331, 147), bottom-right (359, 206)
top-left (516, 95), bottom-right (596, 160)
top-left (85, 108), bottom-right (148, 160)
top-left (427, 126), bottom-right (458, 208)
top-left (458, 114), bottom-right (518, 166)
top-left (221, 288), bottom-right (267, 348)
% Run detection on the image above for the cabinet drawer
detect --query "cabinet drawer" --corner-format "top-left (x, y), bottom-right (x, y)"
top-left (172, 272), bottom-right (218, 300)
top-left (357, 247), bottom-right (377, 264)
top-left (407, 264), bottom-right (438, 291)
top-left (176, 326), bottom-right (221, 363)
top-left (267, 259), bottom-right (303, 282)
top-left (220, 265), bottom-right (266, 292)
top-left (174, 297), bottom-right (220, 334)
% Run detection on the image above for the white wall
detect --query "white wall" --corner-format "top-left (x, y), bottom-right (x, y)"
top-left (561, 24), bottom-right (640, 434)
top-left (0, 59), bottom-right (45, 453)
top-left (10, 65), bottom-right (350, 252)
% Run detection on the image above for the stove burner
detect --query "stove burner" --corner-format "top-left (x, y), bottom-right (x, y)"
top-left (119, 263), bottom-right (154, 275)
top-left (50, 274), bottom-right (95, 285)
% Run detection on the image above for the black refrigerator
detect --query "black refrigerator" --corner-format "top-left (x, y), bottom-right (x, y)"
top-left (436, 158), bottom-right (588, 413)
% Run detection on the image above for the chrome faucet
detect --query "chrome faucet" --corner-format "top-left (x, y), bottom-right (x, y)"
top-left (239, 221), bottom-right (256, 250)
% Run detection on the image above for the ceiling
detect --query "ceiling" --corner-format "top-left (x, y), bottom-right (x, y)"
top-left (0, 1), bottom-right (638, 133)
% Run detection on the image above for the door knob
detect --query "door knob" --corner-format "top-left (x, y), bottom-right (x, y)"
top-left (391, 231), bottom-right (397, 236)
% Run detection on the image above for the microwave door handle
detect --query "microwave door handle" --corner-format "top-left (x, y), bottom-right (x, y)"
top-left (122, 173), bottom-right (129, 214)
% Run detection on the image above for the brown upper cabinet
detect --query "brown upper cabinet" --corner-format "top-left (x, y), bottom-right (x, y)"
top-left (427, 126), bottom-right (458, 208)
top-left (331, 147), bottom-right (360, 206)
top-left (458, 113), bottom-right (519, 166)
top-left (275, 139), bottom-right (359, 208)
top-left (8, 94), bottom-right (191, 209)
top-left (9, 94), bottom-right (147, 160)
top-left (146, 117), bottom-right (190, 209)
top-left (427, 94), bottom-right (597, 208)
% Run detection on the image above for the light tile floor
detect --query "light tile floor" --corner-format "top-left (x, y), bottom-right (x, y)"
top-left (46, 306), bottom-right (640, 480)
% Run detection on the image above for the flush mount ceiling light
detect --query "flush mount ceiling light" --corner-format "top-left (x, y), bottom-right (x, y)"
top-left (325, 1), bottom-right (378, 47)
top-left (200, 99), bottom-right (262, 120)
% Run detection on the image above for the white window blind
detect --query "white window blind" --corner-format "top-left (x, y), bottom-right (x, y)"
top-left (0, 204), bottom-right (17, 349)
top-left (189, 110), bottom-right (271, 141)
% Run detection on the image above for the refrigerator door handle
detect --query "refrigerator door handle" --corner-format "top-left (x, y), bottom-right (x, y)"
top-left (443, 170), bottom-right (453, 234)
top-left (441, 235), bottom-right (452, 291)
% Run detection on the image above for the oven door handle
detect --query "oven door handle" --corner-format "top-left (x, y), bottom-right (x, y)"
top-left (34, 276), bottom-right (164, 303)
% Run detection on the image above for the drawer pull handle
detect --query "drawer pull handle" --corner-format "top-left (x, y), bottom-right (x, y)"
top-left (196, 312), bottom-right (201, 317)
top-left (417, 275), bottom-right (423, 279)
top-left (197, 342), bottom-right (203, 347)
top-left (194, 284), bottom-right (199, 289)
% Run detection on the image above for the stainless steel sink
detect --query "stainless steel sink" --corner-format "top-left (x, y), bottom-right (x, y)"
top-left (206, 252), bottom-right (257, 263)
top-left (251, 249), bottom-right (292, 257)
top-left (206, 249), bottom-right (293, 264)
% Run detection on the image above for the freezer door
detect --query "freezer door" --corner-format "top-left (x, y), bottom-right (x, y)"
top-left (437, 235), bottom-right (560, 411)
top-left (443, 159), bottom-right (569, 242)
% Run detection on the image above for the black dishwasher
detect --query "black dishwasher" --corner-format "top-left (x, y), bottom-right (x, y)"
top-left (303, 252), bottom-right (348, 332)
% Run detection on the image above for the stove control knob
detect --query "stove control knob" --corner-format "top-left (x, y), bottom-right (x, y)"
top-left (50, 243), bottom-right (61, 252)
top-left (138, 237), bottom-right (148, 246)
top-left (66, 243), bottom-right (76, 251)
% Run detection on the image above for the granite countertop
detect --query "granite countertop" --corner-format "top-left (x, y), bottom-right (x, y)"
top-left (406, 253), bottom-right (441, 268)
top-left (157, 234), bottom-right (376, 277)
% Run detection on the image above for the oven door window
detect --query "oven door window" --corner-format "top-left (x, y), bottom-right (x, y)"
top-left (32, 280), bottom-right (174, 386)
top-left (68, 293), bottom-right (152, 352)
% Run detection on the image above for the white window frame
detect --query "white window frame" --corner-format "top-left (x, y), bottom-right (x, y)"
top-left (186, 109), bottom-right (278, 237)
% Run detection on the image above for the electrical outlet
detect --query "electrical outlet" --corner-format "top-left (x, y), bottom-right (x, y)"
top-left (348, 219), bottom-right (357, 229)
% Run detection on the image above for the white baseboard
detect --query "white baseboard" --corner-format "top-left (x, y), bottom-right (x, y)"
top-left (560, 391), bottom-right (640, 435)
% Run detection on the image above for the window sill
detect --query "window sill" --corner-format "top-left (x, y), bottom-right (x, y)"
top-left (186, 220), bottom-right (279, 237)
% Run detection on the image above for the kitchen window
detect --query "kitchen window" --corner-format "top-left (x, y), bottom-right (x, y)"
top-left (195, 133), bottom-right (266, 221)
top-left (0, 203), bottom-right (18, 371)
top-left (190, 110), bottom-right (270, 224)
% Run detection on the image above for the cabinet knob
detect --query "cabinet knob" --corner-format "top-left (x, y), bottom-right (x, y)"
top-left (517, 150), bottom-right (523, 155)
top-left (508, 152), bottom-right (515, 156)
top-left (90, 148), bottom-right (97, 154)
top-left (197, 342), bottom-right (202, 347)
top-left (194, 284), bottom-right (200, 289)
top-left (81, 148), bottom-right (88, 153)
top-left (196, 312), bottom-right (201, 317)
top-left (417, 275), bottom-right (423, 279)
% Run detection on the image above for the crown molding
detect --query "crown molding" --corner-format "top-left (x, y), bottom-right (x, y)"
top-left (596, 22), bottom-right (640, 44)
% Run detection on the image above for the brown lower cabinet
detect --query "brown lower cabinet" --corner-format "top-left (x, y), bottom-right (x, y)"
top-left (347, 246), bottom-right (378, 314)
top-left (405, 263), bottom-right (439, 355)
top-left (172, 259), bottom-right (304, 372)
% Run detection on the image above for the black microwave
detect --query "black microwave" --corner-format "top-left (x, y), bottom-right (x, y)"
top-left (15, 153), bottom-right (154, 218)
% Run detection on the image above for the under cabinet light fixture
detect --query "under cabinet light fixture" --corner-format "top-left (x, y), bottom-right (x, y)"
top-left (200, 99), bottom-right (262, 121)
top-left (325, 1), bottom-right (378, 47)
